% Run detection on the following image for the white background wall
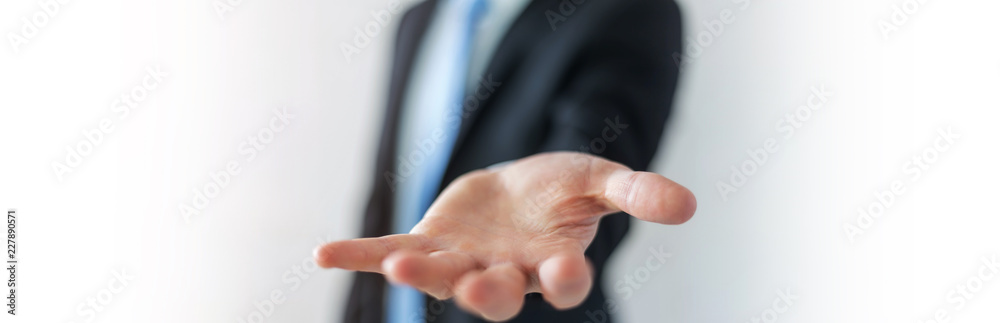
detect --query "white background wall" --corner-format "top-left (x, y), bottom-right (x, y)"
top-left (0, 0), bottom-right (998, 322)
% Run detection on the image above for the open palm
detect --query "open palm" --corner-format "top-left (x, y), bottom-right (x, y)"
top-left (315, 152), bottom-right (696, 321)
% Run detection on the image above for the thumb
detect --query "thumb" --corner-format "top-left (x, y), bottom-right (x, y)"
top-left (602, 169), bottom-right (697, 224)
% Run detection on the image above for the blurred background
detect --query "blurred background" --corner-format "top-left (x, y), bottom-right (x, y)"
top-left (1, 0), bottom-right (998, 322)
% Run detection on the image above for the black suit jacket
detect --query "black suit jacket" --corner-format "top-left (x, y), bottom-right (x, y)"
top-left (344, 0), bottom-right (683, 322)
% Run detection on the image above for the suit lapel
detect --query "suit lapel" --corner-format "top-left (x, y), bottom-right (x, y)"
top-left (373, 0), bottom-right (440, 235)
top-left (350, 3), bottom-right (443, 323)
top-left (448, 0), bottom-right (562, 164)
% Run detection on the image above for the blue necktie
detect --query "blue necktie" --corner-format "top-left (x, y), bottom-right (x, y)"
top-left (387, 0), bottom-right (489, 322)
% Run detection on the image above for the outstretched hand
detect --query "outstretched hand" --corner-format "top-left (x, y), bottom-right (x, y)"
top-left (315, 152), bottom-right (696, 321)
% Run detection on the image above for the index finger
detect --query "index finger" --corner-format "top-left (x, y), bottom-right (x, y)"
top-left (314, 234), bottom-right (431, 272)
